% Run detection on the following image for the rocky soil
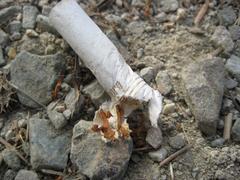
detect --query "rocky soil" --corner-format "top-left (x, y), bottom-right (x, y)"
top-left (1, 0), bottom-right (240, 179)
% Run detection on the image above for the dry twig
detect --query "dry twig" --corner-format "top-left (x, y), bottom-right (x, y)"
top-left (0, 137), bottom-right (29, 165)
top-left (133, 146), bottom-right (154, 152)
top-left (170, 163), bottom-right (174, 180)
top-left (41, 169), bottom-right (64, 176)
top-left (223, 113), bottom-right (233, 141)
top-left (194, 0), bottom-right (209, 26)
top-left (160, 144), bottom-right (192, 167)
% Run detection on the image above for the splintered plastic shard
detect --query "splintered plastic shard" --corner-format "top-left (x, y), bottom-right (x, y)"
top-left (49, 0), bottom-right (163, 135)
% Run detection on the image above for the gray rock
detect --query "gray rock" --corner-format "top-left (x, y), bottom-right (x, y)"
top-left (0, 28), bottom-right (8, 46)
top-left (235, 40), bottom-right (240, 57)
top-left (63, 109), bottom-right (72, 120)
top-left (218, 6), bottom-right (236, 26)
top-left (42, 5), bottom-right (52, 16)
top-left (15, 170), bottom-right (39, 180)
top-left (10, 32), bottom-right (21, 41)
top-left (229, 25), bottom-right (240, 41)
top-left (148, 148), bottom-right (168, 162)
top-left (0, 0), bottom-right (14, 9)
top-left (169, 134), bottom-right (186, 149)
top-left (83, 80), bottom-right (109, 106)
top-left (232, 119), bottom-right (240, 142)
top-left (137, 48), bottom-right (144, 59)
top-left (222, 98), bottom-right (233, 112)
top-left (3, 169), bottom-right (17, 180)
top-left (211, 26), bottom-right (234, 53)
top-left (225, 55), bottom-right (240, 82)
top-left (2, 149), bottom-right (21, 170)
top-left (10, 51), bottom-right (66, 108)
top-left (127, 21), bottom-right (145, 35)
top-left (8, 21), bottom-right (21, 34)
top-left (0, 6), bottom-right (21, 26)
top-left (29, 117), bottom-right (71, 170)
top-left (71, 120), bottom-right (132, 180)
top-left (160, 0), bottom-right (179, 13)
top-left (47, 101), bottom-right (67, 129)
top-left (224, 77), bottom-right (238, 89)
top-left (155, 71), bottom-right (172, 95)
top-left (210, 138), bottom-right (225, 148)
top-left (64, 88), bottom-right (84, 120)
top-left (36, 15), bottom-right (57, 34)
top-left (146, 127), bottom-right (163, 149)
top-left (156, 12), bottom-right (167, 23)
top-left (217, 119), bottom-right (224, 130)
top-left (0, 48), bottom-right (6, 67)
top-left (163, 103), bottom-right (175, 115)
top-left (131, 0), bottom-right (145, 6)
top-left (19, 35), bottom-right (44, 55)
top-left (215, 169), bottom-right (234, 180)
top-left (181, 58), bottom-right (224, 136)
top-left (140, 67), bottom-right (155, 84)
top-left (22, 6), bottom-right (39, 29)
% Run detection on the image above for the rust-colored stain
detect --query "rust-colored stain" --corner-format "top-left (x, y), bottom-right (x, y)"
top-left (52, 74), bottom-right (64, 100)
top-left (91, 104), bottom-right (131, 141)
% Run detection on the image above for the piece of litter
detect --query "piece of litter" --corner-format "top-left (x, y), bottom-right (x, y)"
top-left (49, 0), bottom-right (163, 141)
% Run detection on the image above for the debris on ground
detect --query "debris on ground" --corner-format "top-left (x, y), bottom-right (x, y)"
top-left (0, 0), bottom-right (240, 179)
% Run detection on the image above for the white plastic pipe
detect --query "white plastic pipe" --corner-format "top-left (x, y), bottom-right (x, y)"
top-left (49, 0), bottom-right (162, 127)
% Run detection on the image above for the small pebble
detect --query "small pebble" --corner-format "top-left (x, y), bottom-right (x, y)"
top-left (18, 119), bottom-right (27, 128)
top-left (7, 47), bottom-right (16, 59)
top-left (26, 29), bottom-right (39, 37)
top-left (225, 77), bottom-right (238, 89)
top-left (3, 169), bottom-right (17, 180)
top-left (137, 48), bottom-right (144, 59)
top-left (140, 67), bottom-right (155, 83)
top-left (2, 149), bottom-right (21, 170)
top-left (146, 127), bottom-right (163, 149)
top-left (63, 109), bottom-right (72, 120)
top-left (169, 133), bottom-right (186, 149)
top-left (15, 170), bottom-right (39, 180)
top-left (163, 103), bottom-right (175, 115)
top-left (210, 138), bottom-right (225, 148)
top-left (148, 148), bottom-right (168, 162)
top-left (10, 32), bottom-right (21, 41)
